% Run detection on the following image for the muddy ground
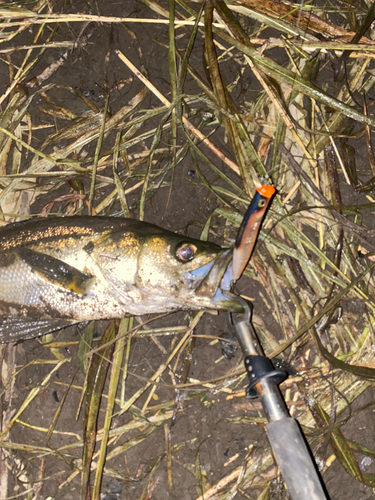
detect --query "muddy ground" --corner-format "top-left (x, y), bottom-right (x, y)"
top-left (0, 1), bottom-right (374, 499)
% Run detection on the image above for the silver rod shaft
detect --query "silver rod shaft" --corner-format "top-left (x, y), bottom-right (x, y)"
top-left (235, 319), bottom-right (262, 356)
top-left (258, 377), bottom-right (288, 421)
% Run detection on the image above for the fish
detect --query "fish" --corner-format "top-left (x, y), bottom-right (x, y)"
top-left (0, 186), bottom-right (274, 343)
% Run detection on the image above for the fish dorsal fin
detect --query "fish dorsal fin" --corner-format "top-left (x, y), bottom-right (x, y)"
top-left (17, 247), bottom-right (94, 295)
top-left (0, 317), bottom-right (76, 343)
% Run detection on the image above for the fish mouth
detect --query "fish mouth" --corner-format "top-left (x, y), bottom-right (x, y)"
top-left (187, 249), bottom-right (244, 313)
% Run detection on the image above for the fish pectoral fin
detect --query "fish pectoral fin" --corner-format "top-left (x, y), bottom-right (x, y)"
top-left (17, 248), bottom-right (94, 294)
top-left (0, 317), bottom-right (77, 342)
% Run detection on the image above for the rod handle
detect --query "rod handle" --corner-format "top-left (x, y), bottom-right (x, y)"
top-left (267, 418), bottom-right (328, 500)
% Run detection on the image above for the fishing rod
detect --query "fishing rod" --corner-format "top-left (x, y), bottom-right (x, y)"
top-left (229, 186), bottom-right (329, 500)
top-left (230, 301), bottom-right (328, 500)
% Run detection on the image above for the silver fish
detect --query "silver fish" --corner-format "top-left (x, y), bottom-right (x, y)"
top-left (0, 183), bottom-right (275, 342)
top-left (0, 216), bottom-right (241, 342)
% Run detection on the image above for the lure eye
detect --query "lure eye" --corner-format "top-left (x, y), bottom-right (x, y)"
top-left (176, 243), bottom-right (197, 262)
top-left (257, 198), bottom-right (267, 208)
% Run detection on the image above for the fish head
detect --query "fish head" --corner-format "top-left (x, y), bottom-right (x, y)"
top-left (134, 226), bottom-right (243, 313)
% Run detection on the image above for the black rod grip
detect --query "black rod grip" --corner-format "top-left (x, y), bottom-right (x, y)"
top-left (267, 418), bottom-right (328, 500)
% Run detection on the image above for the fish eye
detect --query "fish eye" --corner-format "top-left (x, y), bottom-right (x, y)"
top-left (257, 199), bottom-right (266, 208)
top-left (176, 243), bottom-right (197, 262)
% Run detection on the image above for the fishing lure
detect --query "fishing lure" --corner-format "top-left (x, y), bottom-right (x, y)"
top-left (232, 185), bottom-right (275, 281)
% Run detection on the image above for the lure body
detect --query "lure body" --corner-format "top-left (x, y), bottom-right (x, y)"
top-left (232, 185), bottom-right (275, 281)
